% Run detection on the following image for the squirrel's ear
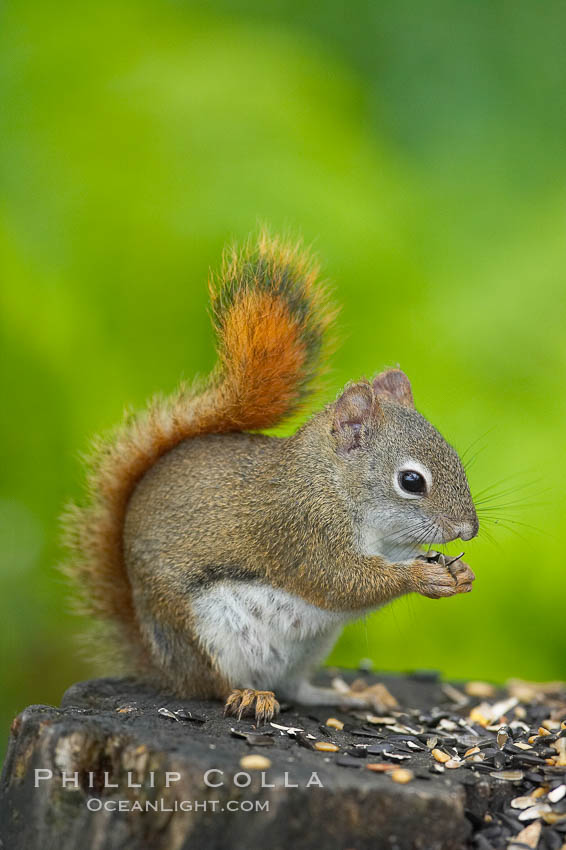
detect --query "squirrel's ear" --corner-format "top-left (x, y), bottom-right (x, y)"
top-left (372, 368), bottom-right (414, 409)
top-left (331, 382), bottom-right (381, 452)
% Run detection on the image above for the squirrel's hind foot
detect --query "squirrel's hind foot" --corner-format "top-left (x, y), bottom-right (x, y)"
top-left (224, 688), bottom-right (280, 724)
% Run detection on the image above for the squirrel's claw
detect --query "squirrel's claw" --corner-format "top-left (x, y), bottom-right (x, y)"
top-left (224, 688), bottom-right (280, 724)
top-left (414, 555), bottom-right (475, 599)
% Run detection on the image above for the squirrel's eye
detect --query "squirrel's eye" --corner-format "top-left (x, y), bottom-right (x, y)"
top-left (399, 470), bottom-right (427, 495)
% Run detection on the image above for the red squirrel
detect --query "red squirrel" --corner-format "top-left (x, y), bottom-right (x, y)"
top-left (64, 231), bottom-right (477, 722)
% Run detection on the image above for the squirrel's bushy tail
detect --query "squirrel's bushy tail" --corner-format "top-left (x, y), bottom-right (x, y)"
top-left (62, 230), bottom-right (335, 657)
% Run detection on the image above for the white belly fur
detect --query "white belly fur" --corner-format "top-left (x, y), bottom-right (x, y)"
top-left (192, 581), bottom-right (357, 695)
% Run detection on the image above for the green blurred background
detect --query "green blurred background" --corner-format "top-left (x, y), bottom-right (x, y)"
top-left (2, 0), bottom-right (565, 759)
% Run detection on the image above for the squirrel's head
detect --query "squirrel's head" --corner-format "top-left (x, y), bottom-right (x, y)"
top-left (327, 370), bottom-right (478, 556)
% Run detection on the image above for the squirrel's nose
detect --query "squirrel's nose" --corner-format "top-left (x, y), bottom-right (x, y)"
top-left (457, 517), bottom-right (479, 541)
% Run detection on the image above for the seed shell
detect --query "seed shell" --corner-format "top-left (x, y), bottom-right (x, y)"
top-left (489, 769), bottom-right (524, 781)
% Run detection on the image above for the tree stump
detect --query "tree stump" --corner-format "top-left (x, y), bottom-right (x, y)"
top-left (1, 670), bottom-right (565, 850)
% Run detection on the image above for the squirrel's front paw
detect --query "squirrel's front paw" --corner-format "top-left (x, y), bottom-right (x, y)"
top-left (414, 552), bottom-right (475, 599)
top-left (224, 688), bottom-right (280, 724)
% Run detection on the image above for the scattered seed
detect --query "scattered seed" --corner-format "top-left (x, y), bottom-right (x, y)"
top-left (508, 821), bottom-right (541, 849)
top-left (511, 796), bottom-right (537, 810)
top-left (157, 708), bottom-right (180, 722)
top-left (531, 786), bottom-right (548, 799)
top-left (314, 742), bottom-right (339, 753)
top-left (245, 733), bottom-right (275, 747)
top-left (437, 718), bottom-right (459, 733)
top-left (441, 684), bottom-right (468, 705)
top-left (239, 755), bottom-right (271, 770)
top-left (465, 681), bottom-right (496, 698)
top-left (390, 768), bottom-right (414, 784)
top-left (471, 697), bottom-right (519, 727)
top-left (510, 719), bottom-right (530, 734)
top-left (296, 732), bottom-right (317, 750)
top-left (386, 724), bottom-right (419, 734)
top-left (541, 719), bottom-right (561, 731)
top-left (270, 722), bottom-right (304, 735)
top-left (175, 708), bottom-right (206, 723)
top-left (541, 812), bottom-right (566, 825)
top-left (548, 784), bottom-right (566, 803)
top-left (512, 752), bottom-right (547, 766)
top-left (364, 716), bottom-right (397, 725)
top-left (489, 770), bottom-right (524, 781)
top-left (201, 674), bottom-right (565, 849)
top-left (345, 746), bottom-right (368, 758)
top-left (518, 804), bottom-right (551, 821)
top-left (468, 707), bottom-right (489, 727)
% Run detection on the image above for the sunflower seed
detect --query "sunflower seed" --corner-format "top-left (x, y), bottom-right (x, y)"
top-left (489, 769), bottom-right (524, 781)
top-left (173, 708), bottom-right (205, 722)
top-left (157, 707), bottom-right (180, 721)
top-left (270, 722), bottom-right (304, 735)
top-left (548, 784), bottom-right (566, 803)
top-left (246, 733), bottom-right (275, 747)
top-left (511, 796), bottom-right (537, 810)
top-left (518, 804), bottom-right (551, 821)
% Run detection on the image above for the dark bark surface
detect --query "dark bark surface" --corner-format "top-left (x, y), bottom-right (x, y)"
top-left (1, 670), bottom-right (565, 850)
